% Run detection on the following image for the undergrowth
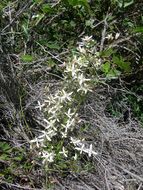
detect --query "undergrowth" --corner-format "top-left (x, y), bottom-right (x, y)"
top-left (0, 0), bottom-right (143, 189)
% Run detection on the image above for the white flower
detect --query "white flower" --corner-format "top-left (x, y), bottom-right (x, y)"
top-left (88, 144), bottom-right (93, 157)
top-left (115, 33), bottom-right (120, 39)
top-left (70, 137), bottom-right (81, 145)
top-left (41, 151), bottom-right (55, 163)
top-left (69, 63), bottom-right (77, 78)
top-left (78, 46), bottom-right (86, 54)
top-left (32, 14), bottom-right (40, 19)
top-left (61, 131), bottom-right (67, 138)
top-left (77, 73), bottom-right (90, 86)
top-left (38, 130), bottom-right (55, 141)
top-left (60, 90), bottom-right (73, 102)
top-left (62, 118), bottom-right (75, 133)
top-left (43, 119), bottom-right (55, 129)
top-left (76, 57), bottom-right (89, 68)
top-left (71, 63), bottom-right (78, 78)
top-left (48, 104), bottom-right (63, 114)
top-left (65, 108), bottom-right (75, 118)
top-left (73, 153), bottom-right (78, 160)
top-left (59, 147), bottom-right (68, 157)
top-left (82, 35), bottom-right (92, 42)
top-left (106, 33), bottom-right (114, 40)
top-left (75, 144), bottom-right (98, 157)
top-left (30, 137), bottom-right (44, 148)
top-left (75, 144), bottom-right (85, 154)
top-left (49, 115), bottom-right (60, 122)
top-left (77, 83), bottom-right (91, 94)
top-left (37, 131), bottom-right (47, 140)
top-left (45, 95), bottom-right (56, 105)
top-left (84, 145), bottom-right (98, 157)
top-left (65, 61), bottom-right (80, 78)
top-left (35, 101), bottom-right (45, 111)
top-left (94, 57), bottom-right (102, 67)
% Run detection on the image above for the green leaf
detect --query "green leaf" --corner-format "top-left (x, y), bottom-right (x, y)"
top-left (68, 0), bottom-right (80, 6)
top-left (123, 0), bottom-right (134, 8)
top-left (112, 56), bottom-right (131, 72)
top-left (14, 155), bottom-right (23, 161)
top-left (42, 4), bottom-right (53, 13)
top-left (22, 24), bottom-right (29, 37)
top-left (47, 59), bottom-right (56, 67)
top-left (132, 27), bottom-right (143, 33)
top-left (70, 20), bottom-right (76, 27)
top-left (101, 62), bottom-right (111, 74)
top-left (85, 19), bottom-right (94, 28)
top-left (21, 55), bottom-right (34, 62)
top-left (107, 69), bottom-right (121, 78)
top-left (116, 0), bottom-right (134, 8)
top-left (68, 0), bottom-right (90, 10)
top-left (47, 42), bottom-right (60, 50)
top-left (32, 0), bottom-right (43, 4)
top-left (0, 154), bottom-right (9, 161)
top-left (0, 142), bottom-right (11, 151)
top-left (101, 48), bottom-right (114, 57)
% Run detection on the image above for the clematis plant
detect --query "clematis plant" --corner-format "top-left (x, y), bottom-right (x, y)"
top-left (30, 36), bottom-right (100, 167)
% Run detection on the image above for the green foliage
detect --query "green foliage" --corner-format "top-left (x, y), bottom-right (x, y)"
top-left (0, 0), bottom-right (143, 188)
top-left (21, 54), bottom-right (34, 62)
top-left (127, 85), bottom-right (143, 124)
top-left (67, 0), bottom-right (90, 11)
top-left (0, 141), bottom-right (37, 184)
top-left (0, 142), bottom-right (11, 152)
top-left (106, 83), bottom-right (143, 125)
top-left (0, 0), bottom-right (9, 12)
top-left (46, 41), bottom-right (61, 50)
top-left (112, 55), bottom-right (131, 72)
top-left (101, 62), bottom-right (111, 74)
top-left (133, 27), bottom-right (143, 33)
top-left (101, 48), bottom-right (131, 78)
top-left (113, 0), bottom-right (134, 8)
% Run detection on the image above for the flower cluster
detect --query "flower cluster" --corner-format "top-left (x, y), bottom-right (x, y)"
top-left (65, 59), bottom-right (91, 94)
top-left (106, 33), bottom-right (120, 40)
top-left (30, 36), bottom-right (98, 165)
top-left (70, 137), bottom-right (98, 157)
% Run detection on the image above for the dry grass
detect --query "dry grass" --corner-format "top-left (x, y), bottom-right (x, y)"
top-left (1, 53), bottom-right (143, 190)
top-left (52, 86), bottom-right (143, 190)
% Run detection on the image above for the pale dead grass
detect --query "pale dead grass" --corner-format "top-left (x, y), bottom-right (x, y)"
top-left (1, 53), bottom-right (143, 190)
